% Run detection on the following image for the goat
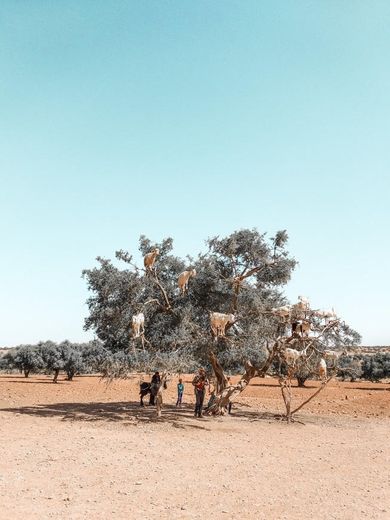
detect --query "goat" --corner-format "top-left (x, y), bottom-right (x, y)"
top-left (139, 381), bottom-right (167, 406)
top-left (318, 358), bottom-right (327, 381)
top-left (292, 296), bottom-right (310, 319)
top-left (283, 346), bottom-right (309, 367)
top-left (323, 349), bottom-right (347, 364)
top-left (139, 381), bottom-right (151, 406)
top-left (291, 320), bottom-right (310, 337)
top-left (144, 248), bottom-right (159, 271)
top-left (270, 305), bottom-right (291, 320)
top-left (315, 309), bottom-right (337, 322)
top-left (132, 312), bottom-right (145, 338)
top-left (178, 269), bottom-right (196, 295)
top-left (298, 296), bottom-right (310, 308)
top-left (210, 312), bottom-right (235, 338)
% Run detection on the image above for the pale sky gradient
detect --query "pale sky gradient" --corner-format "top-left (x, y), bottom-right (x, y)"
top-left (1, 1), bottom-right (389, 346)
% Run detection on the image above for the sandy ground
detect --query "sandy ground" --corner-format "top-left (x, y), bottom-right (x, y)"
top-left (0, 373), bottom-right (389, 520)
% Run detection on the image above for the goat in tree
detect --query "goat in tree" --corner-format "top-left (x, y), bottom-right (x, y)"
top-left (314, 308), bottom-right (337, 323)
top-left (178, 269), bottom-right (197, 295)
top-left (270, 305), bottom-right (291, 320)
top-left (323, 348), bottom-right (348, 367)
top-left (282, 345), bottom-right (309, 367)
top-left (292, 320), bottom-right (311, 337)
top-left (210, 312), bottom-right (236, 338)
top-left (144, 248), bottom-right (160, 271)
top-left (131, 312), bottom-right (145, 338)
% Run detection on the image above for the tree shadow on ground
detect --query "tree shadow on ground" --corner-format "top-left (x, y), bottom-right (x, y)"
top-left (0, 400), bottom-right (287, 429)
top-left (0, 401), bottom-right (215, 430)
top-left (0, 375), bottom-right (76, 384)
top-left (347, 385), bottom-right (390, 392)
top-left (250, 382), bottom-right (320, 389)
top-left (0, 379), bottom-right (62, 385)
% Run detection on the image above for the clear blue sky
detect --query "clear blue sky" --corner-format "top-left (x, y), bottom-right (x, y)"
top-left (1, 1), bottom-right (389, 346)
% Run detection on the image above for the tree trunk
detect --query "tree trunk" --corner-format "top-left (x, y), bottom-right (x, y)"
top-left (67, 371), bottom-right (74, 381)
top-left (296, 375), bottom-right (308, 387)
top-left (209, 351), bottom-right (229, 393)
top-left (279, 376), bottom-right (292, 422)
top-left (206, 360), bottom-right (257, 415)
top-left (24, 369), bottom-right (30, 378)
top-left (206, 341), bottom-right (280, 416)
top-left (53, 369), bottom-right (60, 383)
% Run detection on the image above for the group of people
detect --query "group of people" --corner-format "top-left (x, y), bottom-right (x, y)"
top-left (144, 368), bottom-right (232, 418)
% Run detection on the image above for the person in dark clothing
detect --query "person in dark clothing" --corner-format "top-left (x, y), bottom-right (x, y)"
top-left (149, 371), bottom-right (161, 405)
top-left (227, 376), bottom-right (233, 414)
top-left (192, 368), bottom-right (209, 417)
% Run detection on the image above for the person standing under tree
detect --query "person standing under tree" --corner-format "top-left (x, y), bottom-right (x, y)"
top-left (226, 376), bottom-right (233, 414)
top-left (176, 378), bottom-right (184, 407)
top-left (192, 368), bottom-right (209, 418)
top-left (149, 371), bottom-right (161, 406)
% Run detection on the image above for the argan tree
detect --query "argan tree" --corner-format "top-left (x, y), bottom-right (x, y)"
top-left (37, 340), bottom-right (86, 382)
top-left (12, 345), bottom-right (44, 377)
top-left (83, 228), bottom-right (360, 420)
top-left (83, 229), bottom-right (295, 366)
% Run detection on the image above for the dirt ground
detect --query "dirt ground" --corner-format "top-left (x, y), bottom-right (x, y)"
top-left (0, 374), bottom-right (389, 520)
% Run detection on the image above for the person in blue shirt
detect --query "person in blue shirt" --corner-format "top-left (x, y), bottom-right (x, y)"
top-left (176, 378), bottom-right (184, 407)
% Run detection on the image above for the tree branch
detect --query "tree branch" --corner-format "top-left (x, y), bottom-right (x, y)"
top-left (151, 270), bottom-right (172, 312)
top-left (290, 375), bottom-right (334, 415)
top-left (209, 351), bottom-right (229, 393)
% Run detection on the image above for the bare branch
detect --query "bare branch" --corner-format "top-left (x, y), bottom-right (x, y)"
top-left (291, 376), bottom-right (334, 415)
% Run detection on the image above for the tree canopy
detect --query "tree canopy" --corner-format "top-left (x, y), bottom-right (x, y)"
top-left (82, 228), bottom-right (360, 378)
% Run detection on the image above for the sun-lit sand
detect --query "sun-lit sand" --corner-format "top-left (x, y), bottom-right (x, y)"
top-left (0, 374), bottom-right (389, 519)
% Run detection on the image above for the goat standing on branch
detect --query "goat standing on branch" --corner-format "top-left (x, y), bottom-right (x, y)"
top-left (178, 269), bottom-right (196, 295)
top-left (210, 311), bottom-right (236, 339)
top-left (144, 248), bottom-right (159, 271)
top-left (270, 305), bottom-right (292, 320)
top-left (132, 312), bottom-right (145, 338)
top-left (323, 348), bottom-right (347, 367)
top-left (282, 346), bottom-right (309, 368)
top-left (292, 295), bottom-right (310, 319)
top-left (292, 320), bottom-right (311, 337)
top-left (314, 308), bottom-right (337, 323)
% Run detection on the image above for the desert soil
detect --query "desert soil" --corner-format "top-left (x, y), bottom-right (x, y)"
top-left (0, 374), bottom-right (389, 519)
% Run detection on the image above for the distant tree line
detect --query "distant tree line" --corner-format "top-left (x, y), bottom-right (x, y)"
top-left (337, 352), bottom-right (390, 382)
top-left (0, 340), bottom-right (200, 382)
top-left (0, 340), bottom-right (107, 382)
top-left (1, 344), bottom-right (389, 383)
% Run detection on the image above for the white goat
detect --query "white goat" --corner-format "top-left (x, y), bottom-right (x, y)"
top-left (210, 312), bottom-right (235, 338)
top-left (317, 358), bottom-right (327, 381)
top-left (178, 269), bottom-right (197, 295)
top-left (315, 308), bottom-right (337, 323)
top-left (323, 349), bottom-right (347, 364)
top-left (298, 295), bottom-right (310, 307)
top-left (270, 305), bottom-right (291, 320)
top-left (132, 312), bottom-right (145, 338)
top-left (283, 346), bottom-right (309, 367)
top-left (292, 296), bottom-right (310, 318)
